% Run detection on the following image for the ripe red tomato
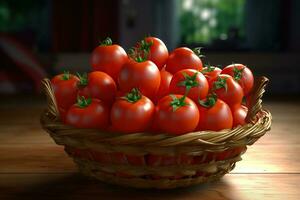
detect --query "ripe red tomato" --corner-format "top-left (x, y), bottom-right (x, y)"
top-left (77, 71), bottom-right (117, 105)
top-left (51, 72), bottom-right (79, 113)
top-left (221, 64), bottom-right (254, 96)
top-left (201, 65), bottom-right (222, 84)
top-left (169, 69), bottom-right (208, 102)
top-left (90, 37), bottom-right (128, 81)
top-left (197, 95), bottom-right (233, 131)
top-left (65, 97), bottom-right (109, 129)
top-left (210, 74), bottom-right (244, 107)
top-left (118, 60), bottom-right (160, 99)
top-left (136, 37), bottom-right (169, 70)
top-left (232, 105), bottom-right (248, 127)
top-left (110, 88), bottom-right (155, 133)
top-left (165, 47), bottom-right (203, 74)
top-left (154, 69), bottom-right (173, 103)
top-left (155, 95), bottom-right (199, 135)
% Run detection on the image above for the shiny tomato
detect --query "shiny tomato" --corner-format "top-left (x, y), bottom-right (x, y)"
top-left (155, 95), bottom-right (199, 135)
top-left (90, 37), bottom-right (128, 81)
top-left (77, 71), bottom-right (117, 105)
top-left (210, 74), bottom-right (244, 107)
top-left (201, 65), bottom-right (222, 84)
top-left (51, 72), bottom-right (79, 114)
top-left (154, 69), bottom-right (173, 103)
top-left (165, 47), bottom-right (203, 74)
top-left (65, 97), bottom-right (109, 129)
top-left (169, 69), bottom-right (208, 102)
top-left (110, 88), bottom-right (155, 133)
top-left (197, 95), bottom-right (233, 131)
top-left (221, 64), bottom-right (254, 96)
top-left (118, 60), bottom-right (160, 99)
top-left (232, 105), bottom-right (248, 127)
top-left (136, 37), bottom-right (169, 70)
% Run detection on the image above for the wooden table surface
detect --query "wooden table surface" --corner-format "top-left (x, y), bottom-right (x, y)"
top-left (0, 97), bottom-right (299, 200)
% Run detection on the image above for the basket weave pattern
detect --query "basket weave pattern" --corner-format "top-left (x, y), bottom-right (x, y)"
top-left (40, 77), bottom-right (271, 189)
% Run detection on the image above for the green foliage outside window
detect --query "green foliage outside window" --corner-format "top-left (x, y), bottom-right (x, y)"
top-left (179, 0), bottom-right (245, 44)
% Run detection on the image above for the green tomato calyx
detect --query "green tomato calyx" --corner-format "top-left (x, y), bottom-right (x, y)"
top-left (199, 93), bottom-right (217, 108)
top-left (122, 88), bottom-right (142, 103)
top-left (170, 95), bottom-right (189, 112)
top-left (76, 96), bottom-right (92, 108)
top-left (100, 37), bottom-right (112, 46)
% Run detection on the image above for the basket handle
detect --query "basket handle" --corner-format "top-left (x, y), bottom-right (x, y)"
top-left (41, 78), bottom-right (60, 120)
top-left (245, 76), bottom-right (269, 123)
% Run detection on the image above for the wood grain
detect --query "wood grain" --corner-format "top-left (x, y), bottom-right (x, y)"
top-left (0, 99), bottom-right (300, 199)
top-left (0, 174), bottom-right (298, 200)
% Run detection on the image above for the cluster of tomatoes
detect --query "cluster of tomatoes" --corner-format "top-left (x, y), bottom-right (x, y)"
top-left (51, 37), bottom-right (254, 135)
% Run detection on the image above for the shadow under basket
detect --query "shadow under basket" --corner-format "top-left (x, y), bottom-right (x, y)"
top-left (40, 76), bottom-right (272, 189)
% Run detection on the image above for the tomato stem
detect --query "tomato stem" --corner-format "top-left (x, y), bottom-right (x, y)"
top-left (212, 76), bottom-right (228, 92)
top-left (193, 47), bottom-right (205, 58)
top-left (198, 93), bottom-right (217, 108)
top-left (100, 37), bottom-right (112, 46)
top-left (202, 65), bottom-right (216, 73)
top-left (62, 71), bottom-right (70, 80)
top-left (76, 96), bottom-right (92, 108)
top-left (233, 65), bottom-right (245, 81)
top-left (122, 88), bottom-right (142, 103)
top-left (170, 95), bottom-right (188, 111)
top-left (177, 71), bottom-right (199, 95)
top-left (76, 72), bottom-right (88, 87)
top-left (128, 37), bottom-right (153, 63)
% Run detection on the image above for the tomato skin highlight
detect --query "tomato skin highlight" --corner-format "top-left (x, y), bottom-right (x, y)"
top-left (202, 66), bottom-right (222, 84)
top-left (221, 64), bottom-right (254, 96)
top-left (65, 99), bottom-right (110, 129)
top-left (165, 47), bottom-right (203, 74)
top-left (231, 105), bottom-right (248, 127)
top-left (51, 73), bottom-right (79, 111)
top-left (91, 44), bottom-right (128, 81)
top-left (118, 60), bottom-right (161, 99)
top-left (155, 95), bottom-right (200, 135)
top-left (197, 99), bottom-right (233, 131)
top-left (143, 37), bottom-right (169, 70)
top-left (77, 71), bottom-right (117, 105)
top-left (154, 69), bottom-right (173, 103)
top-left (210, 74), bottom-right (244, 107)
top-left (169, 69), bottom-right (209, 102)
top-left (110, 95), bottom-right (155, 133)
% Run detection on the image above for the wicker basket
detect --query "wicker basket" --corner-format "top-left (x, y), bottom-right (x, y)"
top-left (40, 76), bottom-right (271, 189)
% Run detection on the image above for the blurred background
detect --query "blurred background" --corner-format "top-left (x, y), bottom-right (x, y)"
top-left (0, 0), bottom-right (299, 97)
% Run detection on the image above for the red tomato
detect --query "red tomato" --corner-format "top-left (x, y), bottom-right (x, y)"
top-left (169, 69), bottom-right (208, 102)
top-left (77, 71), bottom-right (117, 105)
top-left (154, 69), bottom-right (173, 103)
top-left (136, 37), bottom-right (169, 70)
top-left (90, 37), bottom-right (128, 81)
top-left (118, 60), bottom-right (160, 99)
top-left (165, 47), bottom-right (203, 74)
top-left (197, 95), bottom-right (233, 131)
top-left (65, 97), bottom-right (109, 129)
top-left (210, 74), bottom-right (244, 107)
top-left (110, 88), bottom-right (155, 133)
top-left (155, 95), bottom-right (199, 135)
top-left (51, 72), bottom-right (79, 111)
top-left (221, 64), bottom-right (254, 96)
top-left (232, 105), bottom-right (248, 127)
top-left (201, 65), bottom-right (222, 84)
